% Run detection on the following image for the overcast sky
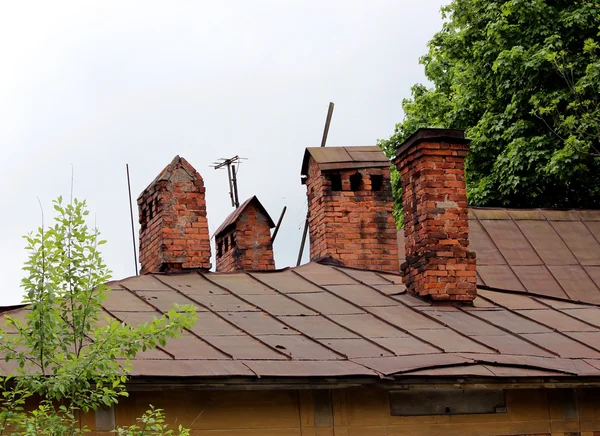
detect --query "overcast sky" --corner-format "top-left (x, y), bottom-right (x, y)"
top-left (0, 0), bottom-right (448, 305)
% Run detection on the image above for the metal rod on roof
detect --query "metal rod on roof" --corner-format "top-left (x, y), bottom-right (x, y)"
top-left (320, 102), bottom-right (334, 147)
top-left (126, 164), bottom-right (139, 276)
top-left (271, 206), bottom-right (287, 243)
top-left (226, 164), bottom-right (235, 207)
top-left (297, 102), bottom-right (335, 265)
top-left (297, 214), bottom-right (309, 266)
top-left (231, 164), bottom-right (240, 208)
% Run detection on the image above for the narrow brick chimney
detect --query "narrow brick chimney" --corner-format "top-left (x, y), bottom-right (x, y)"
top-left (214, 196), bottom-right (276, 272)
top-left (393, 129), bottom-right (476, 301)
top-left (301, 146), bottom-right (399, 272)
top-left (138, 156), bottom-right (211, 274)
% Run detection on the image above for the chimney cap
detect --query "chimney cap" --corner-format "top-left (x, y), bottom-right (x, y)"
top-left (213, 195), bottom-right (276, 238)
top-left (301, 146), bottom-right (390, 184)
top-left (137, 155), bottom-right (199, 201)
top-left (394, 128), bottom-right (469, 161)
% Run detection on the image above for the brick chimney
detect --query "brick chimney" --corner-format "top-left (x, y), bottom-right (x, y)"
top-left (301, 146), bottom-right (399, 272)
top-left (393, 129), bottom-right (476, 301)
top-left (214, 196), bottom-right (276, 272)
top-left (138, 156), bottom-right (211, 274)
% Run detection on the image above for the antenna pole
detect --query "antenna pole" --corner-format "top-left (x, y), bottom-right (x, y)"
top-left (226, 163), bottom-right (235, 207)
top-left (231, 164), bottom-right (240, 208)
top-left (126, 164), bottom-right (139, 275)
top-left (297, 102), bottom-right (334, 265)
top-left (271, 206), bottom-right (287, 243)
top-left (211, 155), bottom-right (246, 209)
top-left (320, 102), bottom-right (334, 147)
top-left (297, 214), bottom-right (309, 266)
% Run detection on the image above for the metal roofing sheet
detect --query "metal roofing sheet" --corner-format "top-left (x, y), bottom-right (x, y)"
top-left (5, 257), bottom-right (600, 381)
top-left (551, 221), bottom-right (600, 265)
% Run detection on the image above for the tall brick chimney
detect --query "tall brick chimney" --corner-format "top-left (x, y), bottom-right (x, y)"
top-left (301, 146), bottom-right (399, 272)
top-left (138, 156), bottom-right (211, 274)
top-left (393, 129), bottom-right (476, 301)
top-left (214, 196), bottom-right (276, 272)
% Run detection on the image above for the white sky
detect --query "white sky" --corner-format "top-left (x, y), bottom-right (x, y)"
top-left (0, 0), bottom-right (448, 305)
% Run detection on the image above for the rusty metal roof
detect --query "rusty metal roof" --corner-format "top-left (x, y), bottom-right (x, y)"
top-left (398, 208), bottom-right (600, 305)
top-left (5, 261), bottom-right (599, 381)
top-left (213, 196), bottom-right (275, 238)
top-left (301, 146), bottom-right (390, 179)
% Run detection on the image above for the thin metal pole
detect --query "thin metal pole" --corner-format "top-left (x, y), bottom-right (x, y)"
top-left (126, 164), bottom-right (139, 275)
top-left (226, 163), bottom-right (235, 207)
top-left (320, 102), bottom-right (334, 147)
top-left (297, 214), bottom-right (309, 266)
top-left (232, 164), bottom-right (240, 208)
top-left (271, 206), bottom-right (287, 243)
top-left (298, 102), bottom-right (335, 265)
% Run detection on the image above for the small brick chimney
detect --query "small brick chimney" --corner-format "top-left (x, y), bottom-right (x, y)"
top-left (301, 146), bottom-right (399, 272)
top-left (393, 129), bottom-right (476, 301)
top-left (138, 156), bottom-right (211, 274)
top-left (214, 196), bottom-right (276, 272)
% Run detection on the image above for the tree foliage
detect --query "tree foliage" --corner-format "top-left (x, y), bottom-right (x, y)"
top-left (0, 197), bottom-right (195, 435)
top-left (380, 0), bottom-right (600, 223)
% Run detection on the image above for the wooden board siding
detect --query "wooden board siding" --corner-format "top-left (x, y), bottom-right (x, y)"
top-left (86, 387), bottom-right (600, 435)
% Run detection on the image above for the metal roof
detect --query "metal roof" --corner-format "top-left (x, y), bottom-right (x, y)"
top-left (213, 196), bottom-right (275, 238)
top-left (5, 260), bottom-right (599, 381)
top-left (398, 208), bottom-right (600, 305)
top-left (300, 146), bottom-right (390, 180)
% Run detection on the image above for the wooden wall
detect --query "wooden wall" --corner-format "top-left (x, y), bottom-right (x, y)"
top-left (85, 387), bottom-right (600, 436)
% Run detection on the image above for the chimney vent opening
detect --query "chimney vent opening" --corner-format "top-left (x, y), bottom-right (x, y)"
top-left (328, 174), bottom-right (342, 192)
top-left (350, 172), bottom-right (363, 192)
top-left (371, 175), bottom-right (384, 192)
top-left (217, 240), bottom-right (223, 258)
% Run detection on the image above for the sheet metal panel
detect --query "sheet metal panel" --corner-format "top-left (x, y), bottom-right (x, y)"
top-left (161, 333), bottom-right (230, 360)
top-left (251, 270), bottom-right (324, 294)
top-left (516, 309), bottom-right (599, 332)
top-left (354, 354), bottom-right (469, 375)
top-left (477, 265), bottom-right (525, 291)
top-left (412, 329), bottom-right (493, 354)
top-left (547, 265), bottom-right (600, 303)
top-left (511, 265), bottom-right (568, 298)
top-left (207, 273), bottom-right (276, 295)
top-left (479, 219), bottom-right (542, 265)
top-left (517, 220), bottom-right (578, 265)
top-left (134, 290), bottom-right (206, 312)
top-left (256, 335), bottom-right (343, 360)
top-left (552, 221), bottom-right (600, 265)
top-left (243, 360), bottom-right (376, 377)
top-left (243, 294), bottom-right (316, 316)
top-left (329, 313), bottom-right (410, 338)
top-left (158, 273), bottom-right (229, 296)
top-left (324, 284), bottom-right (398, 307)
top-left (289, 292), bottom-right (364, 315)
top-left (321, 339), bottom-right (393, 358)
top-left (521, 333), bottom-right (600, 359)
top-left (129, 360), bottom-right (253, 377)
top-left (280, 315), bottom-right (358, 339)
top-left (469, 220), bottom-right (506, 265)
top-left (203, 335), bottom-right (288, 360)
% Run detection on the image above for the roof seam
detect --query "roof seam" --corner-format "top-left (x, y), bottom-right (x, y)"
top-left (510, 215), bottom-right (570, 299)
top-left (474, 213), bottom-right (529, 291)
top-left (452, 305), bottom-right (561, 358)
top-left (476, 293), bottom-right (600, 357)
top-left (245, 272), bottom-right (357, 359)
top-left (198, 272), bottom-right (312, 360)
top-left (147, 276), bottom-right (244, 360)
top-left (292, 268), bottom-right (445, 353)
top-left (332, 267), bottom-right (500, 355)
top-left (100, 300), bottom-right (175, 360)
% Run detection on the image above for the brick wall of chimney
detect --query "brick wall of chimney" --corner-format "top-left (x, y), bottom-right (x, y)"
top-left (216, 201), bottom-right (275, 272)
top-left (305, 158), bottom-right (399, 272)
top-left (393, 129), bottom-right (476, 301)
top-left (138, 156), bottom-right (211, 274)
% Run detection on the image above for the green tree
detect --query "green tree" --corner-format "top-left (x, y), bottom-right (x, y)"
top-left (0, 197), bottom-right (195, 435)
top-left (380, 0), bottom-right (600, 225)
